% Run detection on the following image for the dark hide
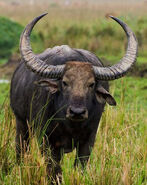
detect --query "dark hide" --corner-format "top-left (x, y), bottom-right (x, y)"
top-left (10, 45), bottom-right (115, 180)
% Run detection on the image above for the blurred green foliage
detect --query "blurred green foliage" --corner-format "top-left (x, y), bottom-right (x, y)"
top-left (0, 17), bottom-right (23, 58)
top-left (0, 17), bottom-right (42, 59)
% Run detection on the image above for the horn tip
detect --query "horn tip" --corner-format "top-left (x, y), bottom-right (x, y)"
top-left (109, 15), bottom-right (114, 18)
top-left (109, 15), bottom-right (117, 21)
top-left (43, 12), bottom-right (48, 16)
top-left (40, 12), bottom-right (48, 18)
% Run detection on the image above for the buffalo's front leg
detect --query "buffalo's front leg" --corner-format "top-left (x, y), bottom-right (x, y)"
top-left (43, 144), bottom-right (62, 184)
top-left (15, 117), bottom-right (29, 162)
top-left (48, 149), bottom-right (62, 176)
top-left (74, 131), bottom-right (97, 168)
top-left (74, 143), bottom-right (92, 168)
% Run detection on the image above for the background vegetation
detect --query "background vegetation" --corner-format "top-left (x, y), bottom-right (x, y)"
top-left (0, 1), bottom-right (146, 185)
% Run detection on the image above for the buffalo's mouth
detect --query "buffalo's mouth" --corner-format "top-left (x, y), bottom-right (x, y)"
top-left (66, 106), bottom-right (88, 122)
top-left (67, 116), bottom-right (86, 122)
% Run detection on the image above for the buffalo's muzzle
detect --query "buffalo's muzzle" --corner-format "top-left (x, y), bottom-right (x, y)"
top-left (66, 106), bottom-right (88, 121)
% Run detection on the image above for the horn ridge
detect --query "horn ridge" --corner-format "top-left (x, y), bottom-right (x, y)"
top-left (20, 13), bottom-right (65, 79)
top-left (93, 16), bottom-right (138, 80)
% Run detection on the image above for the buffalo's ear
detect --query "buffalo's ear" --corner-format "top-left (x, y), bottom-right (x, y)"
top-left (35, 79), bottom-right (58, 94)
top-left (95, 85), bottom-right (116, 106)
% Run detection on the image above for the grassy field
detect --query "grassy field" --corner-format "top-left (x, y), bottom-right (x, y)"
top-left (0, 77), bottom-right (146, 185)
top-left (0, 1), bottom-right (147, 185)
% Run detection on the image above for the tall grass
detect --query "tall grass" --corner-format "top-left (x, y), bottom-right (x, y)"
top-left (0, 79), bottom-right (146, 185)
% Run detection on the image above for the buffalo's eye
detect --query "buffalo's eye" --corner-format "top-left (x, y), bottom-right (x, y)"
top-left (88, 83), bottom-right (95, 89)
top-left (62, 81), bottom-right (68, 87)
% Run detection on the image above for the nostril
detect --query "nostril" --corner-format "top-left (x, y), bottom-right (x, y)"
top-left (69, 106), bottom-right (86, 116)
top-left (69, 107), bottom-right (75, 115)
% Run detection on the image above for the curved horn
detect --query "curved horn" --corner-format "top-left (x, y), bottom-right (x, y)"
top-left (20, 13), bottom-right (65, 78)
top-left (93, 16), bottom-right (138, 80)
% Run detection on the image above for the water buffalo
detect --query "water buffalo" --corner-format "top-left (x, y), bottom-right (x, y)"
top-left (10, 13), bottom-right (137, 181)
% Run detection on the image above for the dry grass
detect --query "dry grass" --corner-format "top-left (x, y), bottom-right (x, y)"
top-left (0, 79), bottom-right (146, 184)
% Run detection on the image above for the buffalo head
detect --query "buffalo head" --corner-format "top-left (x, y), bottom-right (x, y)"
top-left (36, 61), bottom-right (116, 122)
top-left (19, 13), bottom-right (137, 122)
